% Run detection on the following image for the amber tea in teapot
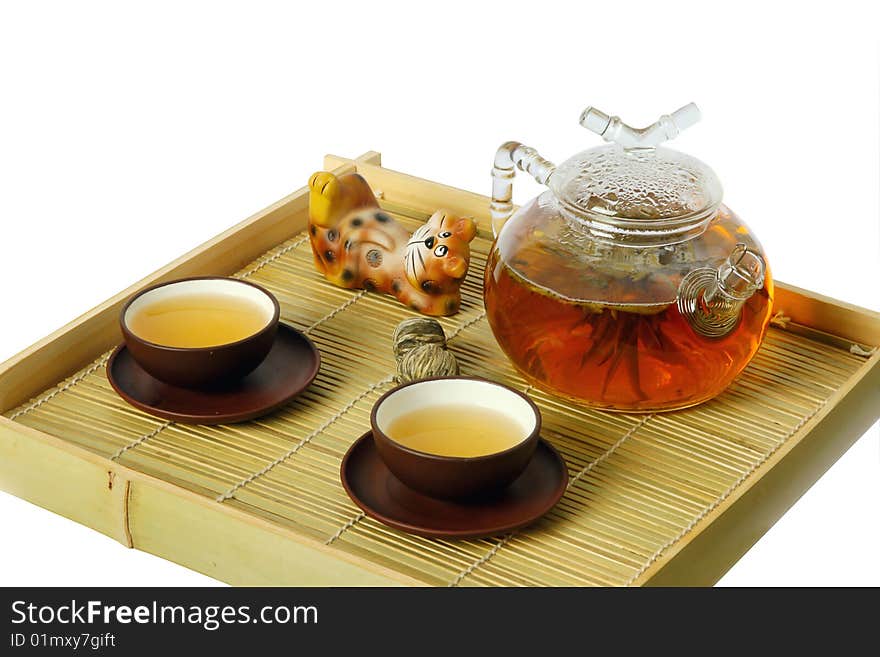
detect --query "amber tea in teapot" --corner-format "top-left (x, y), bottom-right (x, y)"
top-left (484, 104), bottom-right (773, 412)
top-left (485, 218), bottom-right (772, 411)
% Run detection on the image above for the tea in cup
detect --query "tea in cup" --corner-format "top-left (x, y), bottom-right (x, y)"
top-left (371, 377), bottom-right (541, 498)
top-left (120, 277), bottom-right (280, 388)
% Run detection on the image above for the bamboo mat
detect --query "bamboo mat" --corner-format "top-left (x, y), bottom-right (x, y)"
top-left (5, 206), bottom-right (869, 586)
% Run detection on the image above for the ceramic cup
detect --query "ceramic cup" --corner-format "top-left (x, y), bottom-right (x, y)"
top-left (120, 277), bottom-right (280, 388)
top-left (371, 377), bottom-right (541, 499)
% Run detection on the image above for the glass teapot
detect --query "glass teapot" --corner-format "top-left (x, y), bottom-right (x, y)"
top-left (483, 104), bottom-right (773, 412)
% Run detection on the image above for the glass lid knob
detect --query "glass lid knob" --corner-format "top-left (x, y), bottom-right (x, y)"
top-left (579, 102), bottom-right (701, 150)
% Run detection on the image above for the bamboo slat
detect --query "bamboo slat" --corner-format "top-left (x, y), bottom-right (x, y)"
top-left (2, 155), bottom-right (878, 586)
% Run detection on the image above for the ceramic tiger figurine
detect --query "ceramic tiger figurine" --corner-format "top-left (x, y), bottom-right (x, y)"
top-left (307, 171), bottom-right (477, 316)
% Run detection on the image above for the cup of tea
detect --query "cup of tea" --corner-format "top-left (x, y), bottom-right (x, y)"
top-left (120, 276), bottom-right (280, 388)
top-left (370, 377), bottom-right (541, 499)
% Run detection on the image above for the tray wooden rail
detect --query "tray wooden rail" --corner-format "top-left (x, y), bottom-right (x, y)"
top-left (2, 152), bottom-right (879, 586)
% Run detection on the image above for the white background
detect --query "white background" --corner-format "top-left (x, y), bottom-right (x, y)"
top-left (0, 1), bottom-right (877, 586)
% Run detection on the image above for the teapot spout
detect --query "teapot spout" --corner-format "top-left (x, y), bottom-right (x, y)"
top-left (677, 243), bottom-right (766, 338)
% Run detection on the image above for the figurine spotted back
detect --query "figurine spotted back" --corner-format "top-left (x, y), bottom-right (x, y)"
top-left (308, 171), bottom-right (476, 316)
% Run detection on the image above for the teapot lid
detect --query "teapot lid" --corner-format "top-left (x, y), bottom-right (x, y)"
top-left (548, 104), bottom-right (723, 245)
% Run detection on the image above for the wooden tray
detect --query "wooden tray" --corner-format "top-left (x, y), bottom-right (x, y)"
top-left (2, 151), bottom-right (878, 586)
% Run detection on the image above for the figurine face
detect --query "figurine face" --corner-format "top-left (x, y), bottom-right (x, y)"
top-left (405, 212), bottom-right (477, 294)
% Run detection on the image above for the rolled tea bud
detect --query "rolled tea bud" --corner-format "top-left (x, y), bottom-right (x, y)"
top-left (392, 316), bottom-right (460, 383)
top-left (392, 317), bottom-right (447, 361)
top-left (396, 343), bottom-right (460, 384)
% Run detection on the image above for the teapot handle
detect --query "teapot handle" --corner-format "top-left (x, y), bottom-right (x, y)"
top-left (490, 142), bottom-right (556, 237)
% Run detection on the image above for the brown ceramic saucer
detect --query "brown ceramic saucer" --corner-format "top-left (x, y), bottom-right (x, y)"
top-left (107, 323), bottom-right (320, 424)
top-left (341, 431), bottom-right (568, 539)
